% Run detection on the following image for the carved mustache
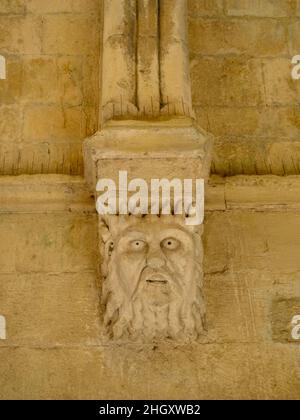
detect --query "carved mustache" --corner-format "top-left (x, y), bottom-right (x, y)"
top-left (138, 266), bottom-right (183, 298)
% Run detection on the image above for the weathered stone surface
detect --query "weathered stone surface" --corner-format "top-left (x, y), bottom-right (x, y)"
top-left (206, 210), bottom-right (300, 274)
top-left (1, 343), bottom-right (300, 399)
top-left (0, 5), bottom-right (100, 176)
top-left (21, 56), bottom-right (59, 103)
top-left (188, 0), bottom-right (223, 16)
top-left (83, 116), bottom-right (212, 344)
top-left (0, 175), bottom-right (95, 213)
top-left (0, 141), bottom-right (85, 175)
top-left (225, 0), bottom-right (293, 17)
top-left (84, 119), bottom-right (213, 191)
top-left (0, 16), bottom-right (42, 54)
top-left (0, 272), bottom-right (101, 347)
top-left (272, 298), bottom-right (300, 343)
top-left (26, 0), bottom-right (100, 14)
top-left (23, 105), bottom-right (84, 142)
top-left (262, 58), bottom-right (300, 106)
top-left (188, 2), bottom-right (300, 176)
top-left (0, 0), bottom-right (26, 14)
top-left (0, 106), bottom-right (22, 143)
top-left (0, 176), bottom-right (300, 398)
top-left (189, 18), bottom-right (287, 56)
top-left (42, 16), bottom-right (99, 55)
top-left (288, 21), bottom-right (300, 54)
top-left (191, 57), bottom-right (264, 107)
top-left (196, 106), bottom-right (300, 140)
top-left (1, 0), bottom-right (300, 401)
top-left (0, 213), bottom-right (98, 273)
top-left (0, 58), bottom-right (22, 105)
top-left (1, 1), bottom-right (300, 177)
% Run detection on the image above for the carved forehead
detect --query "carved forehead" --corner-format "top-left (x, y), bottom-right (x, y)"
top-left (100, 214), bottom-right (202, 241)
top-left (118, 223), bottom-right (194, 243)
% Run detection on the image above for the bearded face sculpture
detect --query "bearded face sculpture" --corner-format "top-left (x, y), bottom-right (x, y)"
top-left (100, 215), bottom-right (206, 343)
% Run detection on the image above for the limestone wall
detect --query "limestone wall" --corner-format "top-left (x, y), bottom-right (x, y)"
top-left (1, 1), bottom-right (300, 176)
top-left (189, 0), bottom-right (300, 175)
top-left (1, 1), bottom-right (300, 400)
top-left (0, 0), bottom-right (101, 175)
top-left (0, 175), bottom-right (299, 399)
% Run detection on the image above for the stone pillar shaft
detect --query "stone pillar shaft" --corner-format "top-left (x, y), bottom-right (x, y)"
top-left (101, 0), bottom-right (193, 121)
top-left (102, 0), bottom-right (137, 120)
top-left (137, 0), bottom-right (160, 115)
top-left (160, 0), bottom-right (193, 116)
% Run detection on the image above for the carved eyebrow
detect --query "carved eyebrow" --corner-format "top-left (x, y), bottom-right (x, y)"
top-left (122, 231), bottom-right (147, 240)
top-left (159, 229), bottom-right (191, 241)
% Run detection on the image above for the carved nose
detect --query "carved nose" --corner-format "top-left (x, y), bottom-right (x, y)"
top-left (147, 256), bottom-right (165, 269)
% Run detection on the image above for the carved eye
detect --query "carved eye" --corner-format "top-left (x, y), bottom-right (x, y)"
top-left (161, 237), bottom-right (180, 251)
top-left (129, 240), bottom-right (147, 252)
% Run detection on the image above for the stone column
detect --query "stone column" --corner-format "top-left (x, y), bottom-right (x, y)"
top-left (101, 0), bottom-right (193, 120)
top-left (160, 0), bottom-right (193, 116)
top-left (84, 0), bottom-right (213, 343)
top-left (101, 0), bottom-right (138, 121)
top-left (137, 0), bottom-right (160, 115)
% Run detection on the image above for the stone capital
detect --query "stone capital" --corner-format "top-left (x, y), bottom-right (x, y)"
top-left (84, 118), bottom-right (212, 192)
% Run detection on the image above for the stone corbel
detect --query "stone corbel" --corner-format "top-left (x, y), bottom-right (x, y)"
top-left (84, 0), bottom-right (213, 343)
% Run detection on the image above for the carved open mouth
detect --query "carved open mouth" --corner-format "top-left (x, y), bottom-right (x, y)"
top-left (142, 269), bottom-right (170, 286)
top-left (146, 279), bottom-right (168, 284)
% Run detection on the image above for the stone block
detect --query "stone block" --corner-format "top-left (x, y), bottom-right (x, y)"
top-left (23, 105), bottom-right (85, 142)
top-left (0, 272), bottom-right (101, 347)
top-left (203, 211), bottom-right (230, 275)
top-left (0, 221), bottom-right (18, 273)
top-left (271, 298), bottom-right (300, 343)
top-left (82, 55), bottom-right (100, 108)
top-left (0, 58), bottom-right (22, 104)
top-left (267, 142), bottom-right (300, 175)
top-left (188, 0), bottom-right (223, 16)
top-left (84, 119), bottom-right (213, 191)
top-left (0, 105), bottom-right (22, 143)
top-left (0, 16), bottom-right (42, 54)
top-left (288, 21), bottom-right (300, 54)
top-left (226, 0), bottom-right (293, 17)
top-left (0, 0), bottom-right (25, 14)
top-left (22, 56), bottom-right (59, 103)
top-left (195, 106), bottom-right (260, 137)
top-left (226, 211), bottom-right (300, 273)
top-left (42, 16), bottom-right (99, 55)
top-left (1, 343), bottom-right (300, 399)
top-left (262, 58), bottom-right (300, 105)
top-left (22, 56), bottom-right (83, 106)
top-left (0, 174), bottom-right (94, 213)
top-left (16, 214), bottom-right (98, 273)
top-left (27, 0), bottom-right (99, 14)
top-left (191, 56), bottom-right (225, 106)
top-left (222, 57), bottom-right (264, 106)
top-left (0, 213), bottom-right (97, 273)
top-left (205, 271), bottom-right (271, 343)
top-left (0, 141), bottom-right (85, 176)
top-left (57, 56), bottom-right (84, 106)
top-left (191, 57), bottom-right (264, 106)
top-left (189, 18), bottom-right (287, 56)
top-left (225, 175), bottom-right (300, 209)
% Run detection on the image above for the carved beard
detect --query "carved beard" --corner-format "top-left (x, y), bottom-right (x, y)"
top-left (102, 255), bottom-right (206, 342)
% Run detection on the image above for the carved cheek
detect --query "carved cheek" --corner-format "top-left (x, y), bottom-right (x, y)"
top-left (119, 253), bottom-right (147, 291)
top-left (167, 250), bottom-right (193, 277)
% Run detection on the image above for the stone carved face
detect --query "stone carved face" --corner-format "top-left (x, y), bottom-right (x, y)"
top-left (100, 216), bottom-right (205, 342)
